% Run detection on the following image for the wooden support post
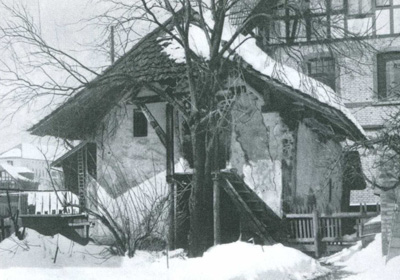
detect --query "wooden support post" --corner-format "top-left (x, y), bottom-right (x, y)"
top-left (166, 104), bottom-right (176, 250)
top-left (313, 209), bottom-right (321, 258)
top-left (1, 218), bottom-right (5, 241)
top-left (213, 172), bottom-right (221, 245)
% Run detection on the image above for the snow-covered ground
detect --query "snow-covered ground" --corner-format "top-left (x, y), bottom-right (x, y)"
top-left (3, 228), bottom-right (399, 280)
top-left (321, 233), bottom-right (400, 279)
top-left (0, 229), bottom-right (328, 280)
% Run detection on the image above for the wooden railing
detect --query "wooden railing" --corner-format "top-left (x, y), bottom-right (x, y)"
top-left (0, 190), bottom-right (79, 217)
top-left (285, 211), bottom-right (380, 257)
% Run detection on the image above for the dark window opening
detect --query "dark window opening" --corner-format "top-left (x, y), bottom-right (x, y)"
top-left (307, 56), bottom-right (336, 91)
top-left (328, 179), bottom-right (333, 202)
top-left (133, 109), bottom-right (148, 137)
top-left (7, 160), bottom-right (13, 166)
top-left (377, 52), bottom-right (400, 100)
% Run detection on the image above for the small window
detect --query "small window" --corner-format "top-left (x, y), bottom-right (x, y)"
top-left (376, 0), bottom-right (390, 7)
top-left (7, 160), bottom-right (13, 166)
top-left (306, 56), bottom-right (336, 91)
top-left (348, 0), bottom-right (371, 15)
top-left (377, 52), bottom-right (400, 100)
top-left (133, 109), bottom-right (148, 137)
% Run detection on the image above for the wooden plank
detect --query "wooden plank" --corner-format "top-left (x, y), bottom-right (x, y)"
top-left (290, 220), bottom-right (295, 238)
top-left (287, 238), bottom-right (315, 243)
top-left (286, 213), bottom-right (313, 219)
top-left (285, 212), bottom-right (378, 219)
top-left (222, 178), bottom-right (275, 244)
top-left (0, 218), bottom-right (5, 240)
top-left (166, 103), bottom-right (175, 250)
top-left (327, 218), bottom-right (332, 238)
top-left (301, 219), bottom-right (306, 238)
top-left (313, 210), bottom-right (321, 258)
top-left (294, 219), bottom-right (299, 239)
top-left (68, 222), bottom-right (91, 227)
top-left (213, 173), bottom-right (221, 245)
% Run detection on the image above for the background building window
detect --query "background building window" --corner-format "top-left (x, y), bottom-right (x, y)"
top-left (133, 109), bottom-right (148, 137)
top-left (376, 0), bottom-right (391, 7)
top-left (377, 52), bottom-right (400, 99)
top-left (306, 57), bottom-right (336, 91)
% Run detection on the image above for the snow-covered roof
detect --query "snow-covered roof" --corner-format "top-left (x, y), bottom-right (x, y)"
top-left (159, 12), bottom-right (365, 138)
top-left (0, 163), bottom-right (34, 182)
top-left (30, 10), bottom-right (364, 141)
top-left (0, 143), bottom-right (45, 160)
top-left (0, 143), bottom-right (64, 161)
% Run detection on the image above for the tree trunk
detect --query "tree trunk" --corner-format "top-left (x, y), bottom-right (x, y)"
top-left (188, 124), bottom-right (208, 257)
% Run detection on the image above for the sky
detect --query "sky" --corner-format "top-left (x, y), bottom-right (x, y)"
top-left (0, 0), bottom-right (110, 154)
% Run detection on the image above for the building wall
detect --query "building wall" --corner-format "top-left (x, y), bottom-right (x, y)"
top-left (94, 98), bottom-right (167, 197)
top-left (295, 122), bottom-right (343, 213)
top-left (228, 85), bottom-right (344, 216)
top-left (270, 36), bottom-right (400, 129)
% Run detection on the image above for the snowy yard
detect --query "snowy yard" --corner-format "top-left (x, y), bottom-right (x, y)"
top-left (0, 229), bottom-right (327, 280)
top-left (320, 233), bottom-right (400, 280)
top-left (0, 229), bottom-right (399, 280)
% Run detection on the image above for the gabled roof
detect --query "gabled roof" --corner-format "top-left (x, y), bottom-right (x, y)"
top-left (29, 18), bottom-right (186, 139)
top-left (29, 13), bottom-right (365, 141)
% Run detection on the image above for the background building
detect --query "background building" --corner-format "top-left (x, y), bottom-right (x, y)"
top-left (238, 0), bottom-right (399, 255)
top-left (0, 143), bottom-right (62, 190)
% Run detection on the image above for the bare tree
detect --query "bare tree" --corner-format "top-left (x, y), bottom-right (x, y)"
top-left (0, 0), bottom-right (376, 257)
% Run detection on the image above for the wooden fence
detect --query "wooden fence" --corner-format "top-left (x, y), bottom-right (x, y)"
top-left (285, 210), bottom-right (379, 257)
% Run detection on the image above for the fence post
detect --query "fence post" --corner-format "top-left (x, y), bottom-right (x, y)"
top-left (313, 209), bottom-right (321, 258)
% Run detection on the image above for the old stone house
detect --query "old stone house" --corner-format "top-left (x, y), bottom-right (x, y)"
top-left (28, 13), bottom-right (365, 248)
top-left (236, 0), bottom-right (400, 256)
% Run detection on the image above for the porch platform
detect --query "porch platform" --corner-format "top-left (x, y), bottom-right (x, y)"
top-left (19, 213), bottom-right (90, 245)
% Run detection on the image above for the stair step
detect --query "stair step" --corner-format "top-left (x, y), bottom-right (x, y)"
top-left (237, 189), bottom-right (251, 194)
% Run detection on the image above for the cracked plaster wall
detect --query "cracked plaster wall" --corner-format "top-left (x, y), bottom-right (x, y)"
top-left (229, 89), bottom-right (289, 217)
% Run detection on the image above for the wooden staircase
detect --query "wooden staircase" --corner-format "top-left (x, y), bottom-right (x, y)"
top-left (220, 171), bottom-right (282, 244)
